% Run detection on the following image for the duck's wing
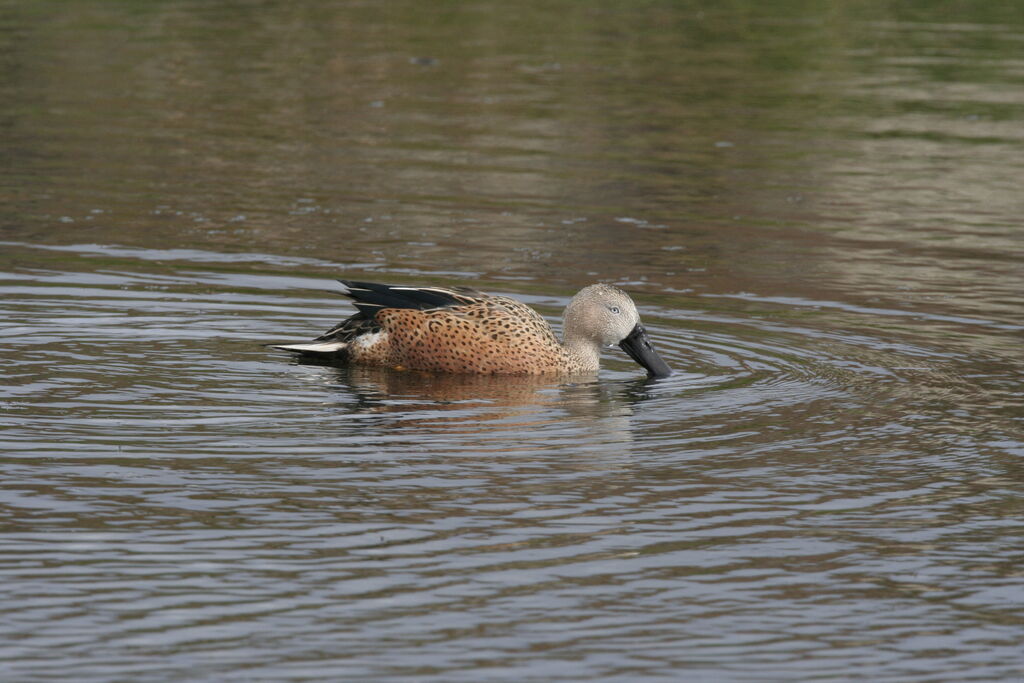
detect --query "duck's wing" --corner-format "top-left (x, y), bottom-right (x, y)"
top-left (337, 280), bottom-right (486, 318)
top-left (269, 280), bottom-right (489, 356)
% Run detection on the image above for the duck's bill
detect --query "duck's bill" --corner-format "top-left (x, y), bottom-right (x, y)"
top-left (619, 323), bottom-right (673, 378)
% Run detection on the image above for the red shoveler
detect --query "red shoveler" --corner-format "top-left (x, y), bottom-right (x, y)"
top-left (271, 280), bottom-right (672, 377)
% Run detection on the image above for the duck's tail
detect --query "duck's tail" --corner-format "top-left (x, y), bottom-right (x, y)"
top-left (267, 340), bottom-right (348, 356)
top-left (271, 278), bottom-right (453, 360)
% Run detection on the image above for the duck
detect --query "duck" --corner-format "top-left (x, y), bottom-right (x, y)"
top-left (271, 279), bottom-right (672, 377)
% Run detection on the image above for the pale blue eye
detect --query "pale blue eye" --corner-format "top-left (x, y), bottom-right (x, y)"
top-left (609, 306), bottom-right (620, 314)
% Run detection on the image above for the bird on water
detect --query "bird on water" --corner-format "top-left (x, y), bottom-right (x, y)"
top-left (271, 280), bottom-right (672, 378)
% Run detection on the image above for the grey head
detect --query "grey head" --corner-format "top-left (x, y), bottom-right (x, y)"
top-left (562, 284), bottom-right (672, 378)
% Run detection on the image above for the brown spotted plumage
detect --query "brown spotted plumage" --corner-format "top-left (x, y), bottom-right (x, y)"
top-left (271, 280), bottom-right (672, 377)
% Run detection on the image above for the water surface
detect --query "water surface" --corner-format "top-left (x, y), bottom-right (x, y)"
top-left (1, 1), bottom-right (1023, 680)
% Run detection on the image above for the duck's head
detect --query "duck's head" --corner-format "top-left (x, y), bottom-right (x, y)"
top-left (563, 284), bottom-right (672, 378)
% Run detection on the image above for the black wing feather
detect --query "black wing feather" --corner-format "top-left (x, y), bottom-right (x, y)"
top-left (313, 280), bottom-right (483, 344)
top-left (312, 314), bottom-right (378, 344)
top-left (338, 280), bottom-right (481, 317)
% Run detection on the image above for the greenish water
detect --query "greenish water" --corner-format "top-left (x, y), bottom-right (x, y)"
top-left (1, 1), bottom-right (1022, 680)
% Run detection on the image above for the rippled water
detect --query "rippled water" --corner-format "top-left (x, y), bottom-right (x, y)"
top-left (2, 1), bottom-right (1023, 680)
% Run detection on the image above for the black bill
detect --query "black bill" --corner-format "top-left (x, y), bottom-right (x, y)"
top-left (618, 323), bottom-right (672, 378)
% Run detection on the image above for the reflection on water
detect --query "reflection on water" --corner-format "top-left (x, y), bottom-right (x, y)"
top-left (1, 0), bottom-right (1023, 680)
top-left (307, 363), bottom-right (638, 451)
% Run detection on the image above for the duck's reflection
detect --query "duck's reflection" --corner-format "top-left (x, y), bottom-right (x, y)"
top-left (293, 358), bottom-right (664, 452)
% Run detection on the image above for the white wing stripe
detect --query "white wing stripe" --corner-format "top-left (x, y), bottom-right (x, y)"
top-left (270, 341), bottom-right (346, 353)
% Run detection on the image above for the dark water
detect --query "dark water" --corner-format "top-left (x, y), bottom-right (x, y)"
top-left (2, 1), bottom-right (1023, 680)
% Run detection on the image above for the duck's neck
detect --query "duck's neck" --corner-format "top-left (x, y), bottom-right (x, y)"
top-left (562, 332), bottom-right (602, 373)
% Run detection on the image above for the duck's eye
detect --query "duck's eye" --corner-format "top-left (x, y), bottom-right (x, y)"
top-left (608, 306), bottom-right (620, 314)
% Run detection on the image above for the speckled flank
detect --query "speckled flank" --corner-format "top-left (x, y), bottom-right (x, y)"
top-left (272, 280), bottom-right (671, 377)
top-left (369, 300), bottom-right (567, 374)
